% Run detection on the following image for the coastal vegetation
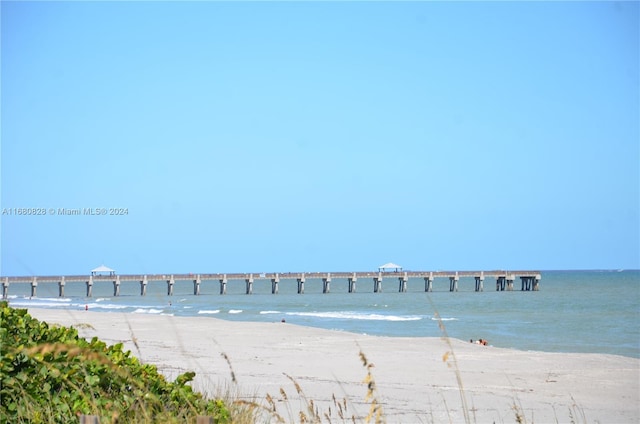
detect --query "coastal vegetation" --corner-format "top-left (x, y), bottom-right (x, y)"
top-left (0, 301), bottom-right (230, 423)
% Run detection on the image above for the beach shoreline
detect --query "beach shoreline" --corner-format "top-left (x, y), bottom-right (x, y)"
top-left (25, 307), bottom-right (640, 423)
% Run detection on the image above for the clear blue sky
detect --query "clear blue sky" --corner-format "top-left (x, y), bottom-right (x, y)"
top-left (1, 1), bottom-right (638, 275)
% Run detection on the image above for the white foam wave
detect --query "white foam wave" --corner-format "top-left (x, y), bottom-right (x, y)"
top-left (133, 308), bottom-right (163, 314)
top-left (430, 317), bottom-right (458, 321)
top-left (198, 310), bottom-right (221, 314)
top-left (286, 311), bottom-right (422, 322)
top-left (85, 303), bottom-right (128, 310)
top-left (39, 297), bottom-right (72, 303)
top-left (228, 309), bottom-right (243, 314)
top-left (9, 298), bottom-right (73, 308)
top-left (260, 310), bottom-right (281, 315)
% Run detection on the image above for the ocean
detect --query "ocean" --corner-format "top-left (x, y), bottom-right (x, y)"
top-left (6, 270), bottom-right (640, 359)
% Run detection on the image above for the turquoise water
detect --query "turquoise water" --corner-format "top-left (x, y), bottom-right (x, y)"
top-left (7, 270), bottom-right (640, 358)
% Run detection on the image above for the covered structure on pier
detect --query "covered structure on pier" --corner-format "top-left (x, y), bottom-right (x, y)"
top-left (378, 262), bottom-right (403, 272)
top-left (91, 264), bottom-right (116, 276)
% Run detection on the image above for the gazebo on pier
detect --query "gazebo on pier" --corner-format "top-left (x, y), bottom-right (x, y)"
top-left (91, 265), bottom-right (116, 277)
top-left (378, 262), bottom-right (403, 272)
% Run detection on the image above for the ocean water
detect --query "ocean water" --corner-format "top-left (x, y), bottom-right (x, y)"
top-left (6, 270), bottom-right (640, 358)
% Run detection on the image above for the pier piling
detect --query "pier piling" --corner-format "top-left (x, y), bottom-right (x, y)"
top-left (506, 275), bottom-right (515, 291)
top-left (86, 276), bottom-right (93, 297)
top-left (475, 272), bottom-right (484, 292)
top-left (113, 276), bottom-right (121, 297)
top-left (374, 273), bottom-right (383, 293)
top-left (192, 275), bottom-right (201, 295)
top-left (398, 272), bottom-right (408, 292)
top-left (59, 277), bottom-right (66, 297)
top-left (348, 273), bottom-right (357, 293)
top-left (449, 273), bottom-right (459, 292)
top-left (520, 275), bottom-right (541, 291)
top-left (245, 275), bottom-right (253, 294)
top-left (140, 276), bottom-right (148, 296)
top-left (425, 272), bottom-right (433, 292)
top-left (219, 275), bottom-right (227, 295)
top-left (2, 277), bottom-right (8, 299)
top-left (322, 273), bottom-right (331, 294)
top-left (297, 274), bottom-right (305, 294)
top-left (30, 277), bottom-right (38, 297)
top-left (271, 274), bottom-right (279, 294)
top-left (167, 275), bottom-right (174, 296)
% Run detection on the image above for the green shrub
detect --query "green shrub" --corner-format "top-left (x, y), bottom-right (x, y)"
top-left (0, 301), bottom-right (230, 423)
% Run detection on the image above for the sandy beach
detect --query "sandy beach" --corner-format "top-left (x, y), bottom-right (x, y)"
top-left (26, 308), bottom-right (639, 423)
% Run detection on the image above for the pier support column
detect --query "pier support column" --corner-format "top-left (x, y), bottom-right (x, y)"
top-left (30, 277), bottom-right (38, 297)
top-left (219, 275), bottom-right (228, 295)
top-left (520, 275), bottom-right (540, 291)
top-left (322, 273), bottom-right (331, 294)
top-left (449, 273), bottom-right (459, 292)
top-left (271, 274), bottom-right (279, 294)
top-left (113, 276), bottom-right (121, 297)
top-left (140, 276), bottom-right (148, 296)
top-left (167, 275), bottom-right (174, 296)
top-left (506, 274), bottom-right (514, 291)
top-left (297, 274), bottom-right (305, 294)
top-left (348, 273), bottom-right (357, 293)
top-left (424, 272), bottom-right (433, 292)
top-left (374, 273), bottom-right (383, 293)
top-left (533, 274), bottom-right (541, 291)
top-left (496, 276), bottom-right (506, 291)
top-left (2, 278), bottom-right (9, 299)
top-left (59, 277), bottom-right (66, 297)
top-left (475, 272), bottom-right (484, 292)
top-left (398, 272), bottom-right (408, 293)
top-left (246, 275), bottom-right (253, 294)
top-left (193, 275), bottom-right (202, 295)
top-left (86, 276), bottom-right (94, 297)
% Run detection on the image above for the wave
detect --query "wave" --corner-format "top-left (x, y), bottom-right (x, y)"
top-left (260, 310), bottom-right (281, 315)
top-left (430, 317), bottom-right (458, 321)
top-left (38, 297), bottom-right (72, 303)
top-left (132, 308), bottom-right (163, 314)
top-left (85, 303), bottom-right (129, 310)
top-left (286, 311), bottom-right (422, 322)
top-left (198, 310), bottom-right (221, 314)
top-left (228, 309), bottom-right (243, 314)
top-left (9, 298), bottom-right (73, 308)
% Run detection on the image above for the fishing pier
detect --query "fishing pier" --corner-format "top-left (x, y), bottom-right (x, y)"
top-left (1, 271), bottom-right (541, 298)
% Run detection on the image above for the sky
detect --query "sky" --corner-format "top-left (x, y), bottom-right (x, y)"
top-left (1, 1), bottom-right (638, 276)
